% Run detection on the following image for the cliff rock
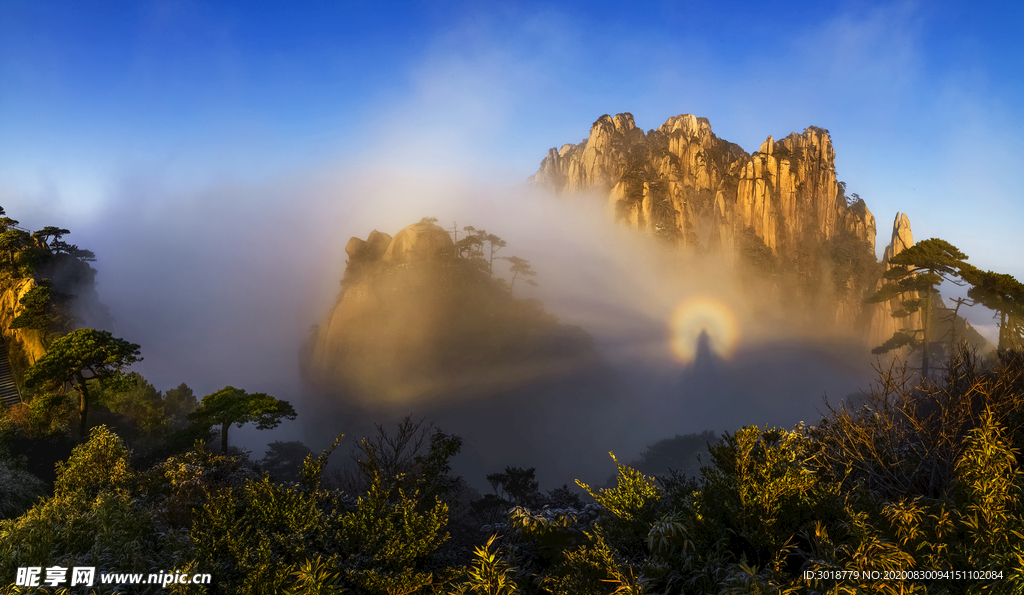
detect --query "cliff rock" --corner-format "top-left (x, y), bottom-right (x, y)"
top-left (382, 221), bottom-right (454, 264)
top-left (533, 112), bottom-right (888, 338)
top-left (302, 220), bottom-right (631, 485)
top-left (345, 230), bottom-right (392, 264)
top-left (0, 277), bottom-right (49, 386)
top-left (868, 212), bottom-right (923, 349)
top-left (533, 113), bottom-right (875, 257)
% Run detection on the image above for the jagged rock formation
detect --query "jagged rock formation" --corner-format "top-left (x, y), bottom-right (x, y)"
top-left (533, 113), bottom-right (876, 259)
top-left (534, 112), bottom-right (890, 338)
top-left (344, 230), bottom-right (392, 266)
top-left (868, 213), bottom-right (921, 348)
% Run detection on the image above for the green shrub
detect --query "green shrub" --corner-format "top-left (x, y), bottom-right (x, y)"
top-left (541, 529), bottom-right (618, 595)
top-left (698, 425), bottom-right (842, 568)
top-left (577, 453), bottom-right (660, 555)
top-left (952, 408), bottom-right (1024, 587)
top-left (54, 425), bottom-right (134, 497)
top-left (0, 426), bottom-right (195, 592)
top-left (142, 439), bottom-right (261, 531)
top-left (189, 478), bottom-right (330, 594)
top-left (284, 555), bottom-right (344, 595)
top-left (339, 475), bottom-right (449, 592)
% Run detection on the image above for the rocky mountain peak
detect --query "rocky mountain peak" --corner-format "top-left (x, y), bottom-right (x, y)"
top-left (883, 212), bottom-right (914, 265)
top-left (382, 221), bottom-right (454, 264)
top-left (659, 113), bottom-right (714, 143)
top-left (531, 112), bottom-right (898, 338)
top-left (869, 212), bottom-right (923, 348)
top-left (533, 114), bottom-right (873, 261)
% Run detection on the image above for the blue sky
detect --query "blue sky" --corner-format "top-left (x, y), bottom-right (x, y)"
top-left (1, 0), bottom-right (1022, 397)
top-left (3, 1), bottom-right (1021, 255)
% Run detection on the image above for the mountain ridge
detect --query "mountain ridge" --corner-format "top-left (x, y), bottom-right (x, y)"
top-left (531, 112), bottom-right (919, 347)
top-left (532, 112), bottom-right (875, 256)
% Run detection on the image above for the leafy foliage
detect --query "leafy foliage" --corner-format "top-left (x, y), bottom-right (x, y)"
top-left (0, 426), bottom-right (195, 592)
top-left (577, 453), bottom-right (661, 555)
top-left (964, 268), bottom-right (1024, 350)
top-left (462, 534), bottom-right (520, 595)
top-left (351, 416), bottom-right (464, 505)
top-left (340, 475), bottom-right (449, 588)
top-left (540, 527), bottom-right (637, 595)
top-left (189, 476), bottom-right (331, 593)
top-left (91, 372), bottom-right (172, 450)
top-left (23, 328), bottom-right (142, 439)
top-left (699, 425), bottom-right (842, 568)
top-left (500, 256), bottom-right (538, 294)
top-left (487, 466), bottom-right (543, 508)
top-left (164, 383), bottom-right (199, 428)
top-left (24, 329), bottom-right (142, 393)
top-left (54, 425), bottom-right (135, 497)
top-left (627, 431), bottom-right (717, 480)
top-left (0, 208), bottom-right (98, 293)
top-left (3, 348), bottom-right (1024, 593)
top-left (8, 279), bottom-right (76, 345)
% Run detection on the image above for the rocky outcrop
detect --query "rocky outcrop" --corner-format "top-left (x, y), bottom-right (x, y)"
top-left (884, 212), bottom-right (915, 262)
top-left (533, 112), bottom-right (891, 339)
top-left (345, 230), bottom-right (392, 265)
top-left (532, 113), bottom-right (876, 259)
top-left (0, 277), bottom-right (48, 387)
top-left (304, 221), bottom-right (598, 408)
top-left (382, 221), bottom-right (454, 264)
top-left (866, 212), bottom-right (993, 358)
top-left (868, 212), bottom-right (923, 350)
top-left (301, 221), bottom-right (631, 487)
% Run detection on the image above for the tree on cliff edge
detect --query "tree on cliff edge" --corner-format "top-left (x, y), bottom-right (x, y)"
top-left (188, 386), bottom-right (297, 454)
top-left (867, 238), bottom-right (971, 380)
top-left (964, 269), bottom-right (1024, 351)
top-left (502, 255), bottom-right (537, 295)
top-left (23, 329), bottom-right (142, 440)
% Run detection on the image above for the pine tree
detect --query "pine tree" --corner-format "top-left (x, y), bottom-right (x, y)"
top-left (867, 238), bottom-right (972, 380)
top-left (964, 269), bottom-right (1024, 350)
